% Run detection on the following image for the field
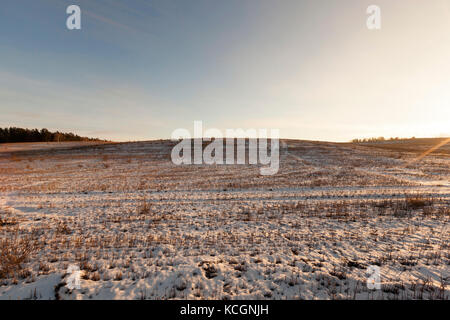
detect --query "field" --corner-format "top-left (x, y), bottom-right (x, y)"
top-left (0, 139), bottom-right (449, 300)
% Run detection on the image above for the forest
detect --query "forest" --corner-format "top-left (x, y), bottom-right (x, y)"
top-left (0, 127), bottom-right (102, 143)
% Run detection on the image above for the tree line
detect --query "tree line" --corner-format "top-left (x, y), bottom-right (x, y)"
top-left (0, 127), bottom-right (103, 143)
top-left (351, 137), bottom-right (417, 143)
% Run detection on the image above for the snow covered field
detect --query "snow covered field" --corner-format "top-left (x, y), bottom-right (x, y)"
top-left (0, 139), bottom-right (448, 300)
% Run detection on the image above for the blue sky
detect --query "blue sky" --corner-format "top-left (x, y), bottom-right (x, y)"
top-left (1, 0), bottom-right (449, 141)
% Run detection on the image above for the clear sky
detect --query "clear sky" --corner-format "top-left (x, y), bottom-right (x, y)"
top-left (1, 0), bottom-right (449, 141)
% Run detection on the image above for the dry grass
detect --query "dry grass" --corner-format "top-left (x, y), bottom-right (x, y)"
top-left (404, 194), bottom-right (433, 210)
top-left (0, 233), bottom-right (36, 279)
top-left (137, 198), bottom-right (152, 215)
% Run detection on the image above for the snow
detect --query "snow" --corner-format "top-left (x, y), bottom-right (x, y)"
top-left (0, 140), bottom-right (448, 299)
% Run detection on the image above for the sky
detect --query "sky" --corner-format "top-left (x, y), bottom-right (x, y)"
top-left (1, 0), bottom-right (449, 142)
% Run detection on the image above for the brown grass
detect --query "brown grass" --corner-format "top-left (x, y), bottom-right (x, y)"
top-left (0, 234), bottom-right (36, 279)
top-left (404, 194), bottom-right (433, 210)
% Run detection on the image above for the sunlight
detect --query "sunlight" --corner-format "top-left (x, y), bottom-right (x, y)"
top-left (403, 137), bottom-right (450, 168)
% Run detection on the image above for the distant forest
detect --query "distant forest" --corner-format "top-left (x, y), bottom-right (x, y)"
top-left (351, 137), bottom-right (417, 143)
top-left (0, 127), bottom-right (103, 143)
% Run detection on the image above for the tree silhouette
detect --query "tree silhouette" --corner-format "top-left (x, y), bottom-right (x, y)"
top-left (0, 127), bottom-right (103, 143)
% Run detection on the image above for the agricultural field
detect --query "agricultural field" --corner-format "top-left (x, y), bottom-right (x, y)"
top-left (0, 139), bottom-right (448, 300)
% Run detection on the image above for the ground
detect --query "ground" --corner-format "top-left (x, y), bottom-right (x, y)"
top-left (0, 139), bottom-right (448, 300)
